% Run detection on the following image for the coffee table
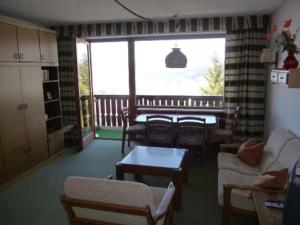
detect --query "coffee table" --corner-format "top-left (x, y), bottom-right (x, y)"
top-left (116, 146), bottom-right (188, 210)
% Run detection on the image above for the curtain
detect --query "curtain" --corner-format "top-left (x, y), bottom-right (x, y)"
top-left (57, 37), bottom-right (80, 146)
top-left (224, 29), bottom-right (267, 141)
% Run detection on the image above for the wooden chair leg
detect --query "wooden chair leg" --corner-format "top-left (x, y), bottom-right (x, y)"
top-left (222, 208), bottom-right (230, 225)
top-left (121, 130), bottom-right (126, 154)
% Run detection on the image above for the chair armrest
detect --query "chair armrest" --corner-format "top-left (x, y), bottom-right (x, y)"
top-left (220, 144), bottom-right (241, 154)
top-left (153, 182), bottom-right (175, 222)
top-left (224, 183), bottom-right (287, 193)
top-left (223, 183), bottom-right (287, 209)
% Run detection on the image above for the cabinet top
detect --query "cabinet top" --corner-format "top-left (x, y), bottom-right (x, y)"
top-left (0, 15), bottom-right (56, 34)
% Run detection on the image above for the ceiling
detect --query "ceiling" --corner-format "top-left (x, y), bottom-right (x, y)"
top-left (0, 0), bottom-right (284, 26)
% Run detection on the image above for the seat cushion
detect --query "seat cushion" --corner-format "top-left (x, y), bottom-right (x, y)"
top-left (64, 177), bottom-right (155, 225)
top-left (218, 152), bottom-right (261, 176)
top-left (260, 128), bottom-right (295, 172)
top-left (218, 169), bottom-right (256, 212)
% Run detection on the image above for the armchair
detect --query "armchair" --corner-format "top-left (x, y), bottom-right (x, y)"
top-left (61, 176), bottom-right (175, 225)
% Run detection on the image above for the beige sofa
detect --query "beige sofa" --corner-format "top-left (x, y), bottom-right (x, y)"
top-left (218, 128), bottom-right (300, 225)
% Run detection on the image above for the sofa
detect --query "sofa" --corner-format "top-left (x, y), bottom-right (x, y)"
top-left (217, 128), bottom-right (300, 225)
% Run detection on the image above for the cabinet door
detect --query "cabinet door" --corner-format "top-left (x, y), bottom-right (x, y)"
top-left (17, 27), bottom-right (40, 62)
top-left (3, 146), bottom-right (29, 180)
top-left (39, 31), bottom-right (58, 63)
top-left (0, 67), bottom-right (27, 152)
top-left (48, 129), bottom-right (64, 156)
top-left (20, 67), bottom-right (47, 143)
top-left (29, 137), bottom-right (48, 167)
top-left (0, 22), bottom-right (19, 62)
top-left (0, 143), bottom-right (6, 185)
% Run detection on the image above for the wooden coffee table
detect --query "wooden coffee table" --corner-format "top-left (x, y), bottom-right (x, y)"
top-left (116, 146), bottom-right (188, 210)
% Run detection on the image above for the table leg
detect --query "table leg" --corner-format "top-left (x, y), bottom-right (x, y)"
top-left (172, 170), bottom-right (183, 210)
top-left (116, 164), bottom-right (124, 180)
top-left (183, 152), bottom-right (189, 184)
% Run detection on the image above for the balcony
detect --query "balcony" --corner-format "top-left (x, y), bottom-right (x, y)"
top-left (80, 95), bottom-right (224, 129)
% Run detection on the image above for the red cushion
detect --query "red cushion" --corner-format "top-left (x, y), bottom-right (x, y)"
top-left (237, 138), bottom-right (263, 167)
top-left (253, 168), bottom-right (289, 190)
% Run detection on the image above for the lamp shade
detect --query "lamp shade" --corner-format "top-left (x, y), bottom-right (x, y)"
top-left (165, 48), bottom-right (187, 68)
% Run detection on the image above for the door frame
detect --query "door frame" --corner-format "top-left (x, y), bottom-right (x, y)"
top-left (73, 38), bottom-right (95, 149)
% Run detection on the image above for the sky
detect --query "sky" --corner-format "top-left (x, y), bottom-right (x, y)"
top-left (89, 38), bottom-right (225, 96)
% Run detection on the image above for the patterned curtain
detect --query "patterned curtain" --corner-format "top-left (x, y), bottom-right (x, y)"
top-left (57, 37), bottom-right (80, 146)
top-left (224, 29), bottom-right (267, 142)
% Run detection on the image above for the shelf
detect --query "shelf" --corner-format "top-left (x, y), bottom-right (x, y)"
top-left (44, 99), bottom-right (60, 104)
top-left (46, 115), bottom-right (61, 122)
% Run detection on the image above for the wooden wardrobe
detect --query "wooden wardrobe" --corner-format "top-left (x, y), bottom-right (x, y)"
top-left (0, 16), bottom-right (62, 185)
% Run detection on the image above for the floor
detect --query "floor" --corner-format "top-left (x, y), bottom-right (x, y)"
top-left (95, 127), bottom-right (123, 139)
top-left (0, 140), bottom-right (256, 225)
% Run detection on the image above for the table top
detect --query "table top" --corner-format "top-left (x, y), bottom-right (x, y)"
top-left (135, 113), bottom-right (217, 125)
top-left (252, 191), bottom-right (285, 225)
top-left (118, 146), bottom-right (187, 169)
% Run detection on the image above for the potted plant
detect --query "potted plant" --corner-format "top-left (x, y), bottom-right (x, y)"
top-left (266, 19), bottom-right (300, 70)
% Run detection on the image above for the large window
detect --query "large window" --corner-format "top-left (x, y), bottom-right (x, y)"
top-left (135, 38), bottom-right (225, 96)
top-left (91, 41), bottom-right (129, 95)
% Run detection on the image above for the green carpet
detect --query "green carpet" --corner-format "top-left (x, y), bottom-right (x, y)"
top-left (0, 140), bottom-right (256, 225)
top-left (95, 127), bottom-right (123, 139)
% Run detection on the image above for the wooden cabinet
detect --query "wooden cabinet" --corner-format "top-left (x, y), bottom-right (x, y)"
top-left (39, 31), bottom-right (58, 64)
top-left (48, 129), bottom-right (64, 156)
top-left (0, 22), bottom-right (19, 62)
top-left (21, 66), bottom-right (47, 142)
top-left (0, 22), bottom-right (41, 62)
top-left (17, 27), bottom-right (40, 62)
top-left (0, 66), bottom-right (48, 180)
top-left (0, 16), bottom-right (62, 185)
top-left (0, 67), bottom-right (27, 152)
top-left (29, 137), bottom-right (48, 167)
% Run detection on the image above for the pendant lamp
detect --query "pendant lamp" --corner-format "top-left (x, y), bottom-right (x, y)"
top-left (165, 47), bottom-right (187, 68)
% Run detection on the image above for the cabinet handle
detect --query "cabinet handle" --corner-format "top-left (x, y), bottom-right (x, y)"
top-left (23, 103), bottom-right (28, 110)
top-left (19, 53), bottom-right (24, 59)
top-left (14, 53), bottom-right (19, 60)
top-left (41, 54), bottom-right (45, 60)
top-left (17, 104), bottom-right (23, 111)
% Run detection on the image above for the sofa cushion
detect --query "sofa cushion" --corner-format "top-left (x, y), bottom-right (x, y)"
top-left (64, 176), bottom-right (156, 225)
top-left (276, 139), bottom-right (300, 172)
top-left (218, 152), bottom-right (261, 176)
top-left (253, 168), bottom-right (289, 190)
top-left (260, 128), bottom-right (295, 172)
top-left (218, 169), bottom-right (256, 212)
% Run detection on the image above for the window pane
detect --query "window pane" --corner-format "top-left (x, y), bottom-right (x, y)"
top-left (91, 42), bottom-right (129, 95)
top-left (135, 38), bottom-right (225, 96)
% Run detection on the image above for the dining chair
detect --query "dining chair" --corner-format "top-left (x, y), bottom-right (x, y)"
top-left (208, 105), bottom-right (241, 145)
top-left (146, 115), bottom-right (175, 147)
top-left (61, 176), bottom-right (175, 225)
top-left (176, 117), bottom-right (207, 158)
top-left (121, 108), bottom-right (147, 154)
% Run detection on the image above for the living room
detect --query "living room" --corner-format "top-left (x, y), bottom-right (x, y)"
top-left (0, 0), bottom-right (300, 225)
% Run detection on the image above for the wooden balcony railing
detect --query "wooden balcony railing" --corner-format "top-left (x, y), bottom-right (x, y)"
top-left (80, 95), bottom-right (224, 128)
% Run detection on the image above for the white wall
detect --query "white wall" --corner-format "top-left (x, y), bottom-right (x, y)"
top-left (265, 0), bottom-right (300, 138)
